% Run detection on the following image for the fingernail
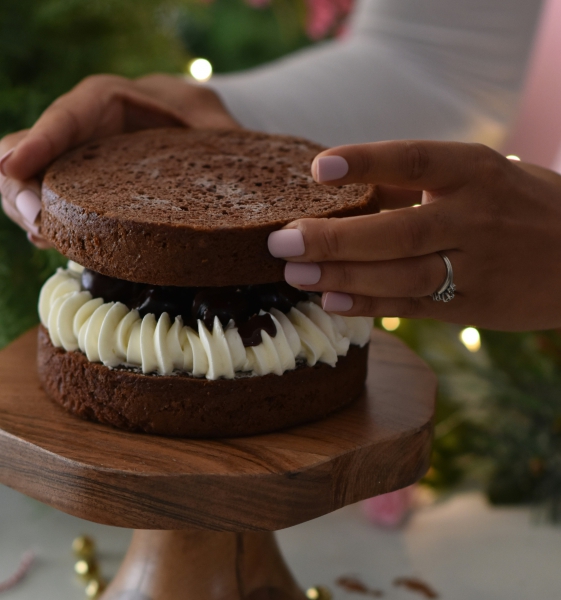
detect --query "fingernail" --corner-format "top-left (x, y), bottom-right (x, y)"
top-left (322, 292), bottom-right (354, 312)
top-left (0, 148), bottom-right (14, 176)
top-left (16, 190), bottom-right (41, 226)
top-left (285, 262), bottom-right (321, 286)
top-left (312, 156), bottom-right (349, 183)
top-left (27, 231), bottom-right (41, 244)
top-left (268, 229), bottom-right (305, 258)
top-left (27, 223), bottom-right (40, 237)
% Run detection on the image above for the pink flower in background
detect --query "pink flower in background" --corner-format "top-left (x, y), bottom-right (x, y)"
top-left (241, 0), bottom-right (355, 39)
top-left (335, 22), bottom-right (350, 39)
top-left (245, 0), bottom-right (272, 6)
top-left (305, 0), bottom-right (354, 40)
top-left (334, 0), bottom-right (354, 13)
top-left (362, 485), bottom-right (416, 528)
top-left (305, 0), bottom-right (339, 39)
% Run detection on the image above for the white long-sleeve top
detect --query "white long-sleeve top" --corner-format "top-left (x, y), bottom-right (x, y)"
top-left (208, 0), bottom-right (543, 148)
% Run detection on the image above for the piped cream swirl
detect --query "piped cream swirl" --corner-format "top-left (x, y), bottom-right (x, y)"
top-left (39, 263), bottom-right (372, 380)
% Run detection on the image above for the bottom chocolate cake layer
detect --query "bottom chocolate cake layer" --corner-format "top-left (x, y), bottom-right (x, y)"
top-left (37, 326), bottom-right (369, 438)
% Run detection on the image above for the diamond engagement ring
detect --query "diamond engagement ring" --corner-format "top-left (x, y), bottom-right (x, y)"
top-left (432, 252), bottom-right (456, 302)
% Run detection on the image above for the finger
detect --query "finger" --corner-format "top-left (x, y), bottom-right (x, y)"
top-left (135, 73), bottom-right (189, 107)
top-left (311, 140), bottom-right (511, 192)
top-left (1, 130), bottom-right (52, 243)
top-left (320, 292), bottom-right (461, 321)
top-left (268, 203), bottom-right (459, 263)
top-left (0, 130), bottom-right (29, 176)
top-left (284, 253), bottom-right (451, 298)
top-left (1, 166), bottom-right (45, 237)
top-left (27, 232), bottom-right (53, 250)
top-left (3, 75), bottom-right (190, 181)
top-left (181, 84), bottom-right (240, 129)
top-left (515, 161), bottom-right (561, 185)
top-left (136, 75), bottom-right (239, 130)
top-left (1, 185), bottom-right (45, 239)
top-left (2, 76), bottom-right (124, 180)
top-left (376, 185), bottom-right (422, 210)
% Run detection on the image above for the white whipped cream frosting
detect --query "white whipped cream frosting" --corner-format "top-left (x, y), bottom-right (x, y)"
top-left (39, 263), bottom-right (372, 380)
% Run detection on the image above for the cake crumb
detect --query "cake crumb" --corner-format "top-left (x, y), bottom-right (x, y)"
top-left (335, 576), bottom-right (383, 597)
top-left (393, 577), bottom-right (439, 598)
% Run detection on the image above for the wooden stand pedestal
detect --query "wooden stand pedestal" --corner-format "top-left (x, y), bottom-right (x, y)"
top-left (103, 531), bottom-right (304, 600)
top-left (0, 328), bottom-right (436, 600)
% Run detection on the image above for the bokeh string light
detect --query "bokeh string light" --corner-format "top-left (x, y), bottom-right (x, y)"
top-left (187, 58), bottom-right (213, 82)
top-left (460, 327), bottom-right (481, 352)
top-left (381, 317), bottom-right (401, 331)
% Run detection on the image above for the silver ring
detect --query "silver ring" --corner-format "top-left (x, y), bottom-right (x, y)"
top-left (432, 252), bottom-right (456, 302)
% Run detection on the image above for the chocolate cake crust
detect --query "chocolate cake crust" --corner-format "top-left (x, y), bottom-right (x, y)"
top-left (37, 326), bottom-right (369, 438)
top-left (41, 128), bottom-right (378, 286)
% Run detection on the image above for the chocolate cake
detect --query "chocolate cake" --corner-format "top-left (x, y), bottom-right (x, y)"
top-left (37, 128), bottom-right (376, 438)
top-left (37, 326), bottom-right (368, 437)
top-left (41, 128), bottom-right (377, 286)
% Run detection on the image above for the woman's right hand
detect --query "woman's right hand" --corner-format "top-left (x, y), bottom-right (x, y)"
top-left (268, 141), bottom-right (561, 332)
top-left (0, 74), bottom-right (239, 248)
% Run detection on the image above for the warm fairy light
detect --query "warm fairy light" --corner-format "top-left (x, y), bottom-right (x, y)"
top-left (85, 580), bottom-right (106, 599)
top-left (74, 560), bottom-right (91, 577)
top-left (188, 58), bottom-right (213, 82)
top-left (381, 317), bottom-right (401, 331)
top-left (506, 154), bottom-right (521, 161)
top-left (460, 327), bottom-right (481, 352)
top-left (306, 588), bottom-right (331, 600)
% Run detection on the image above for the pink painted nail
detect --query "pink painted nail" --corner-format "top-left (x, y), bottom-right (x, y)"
top-left (0, 148), bottom-right (14, 176)
top-left (313, 156), bottom-right (349, 183)
top-left (16, 190), bottom-right (41, 226)
top-left (268, 229), bottom-right (305, 258)
top-left (29, 222), bottom-right (40, 236)
top-left (284, 262), bottom-right (321, 286)
top-left (27, 232), bottom-right (40, 244)
top-left (322, 292), bottom-right (353, 312)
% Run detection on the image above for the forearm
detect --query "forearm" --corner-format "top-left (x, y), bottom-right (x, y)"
top-left (208, 0), bottom-right (542, 148)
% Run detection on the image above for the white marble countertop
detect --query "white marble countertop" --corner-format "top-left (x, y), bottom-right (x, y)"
top-left (1, 483), bottom-right (560, 599)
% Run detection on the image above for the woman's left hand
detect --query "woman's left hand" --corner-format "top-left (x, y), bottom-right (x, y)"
top-left (267, 141), bottom-right (561, 331)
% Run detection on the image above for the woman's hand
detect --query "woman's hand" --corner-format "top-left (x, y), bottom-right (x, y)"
top-left (267, 141), bottom-right (561, 331)
top-left (0, 74), bottom-right (238, 247)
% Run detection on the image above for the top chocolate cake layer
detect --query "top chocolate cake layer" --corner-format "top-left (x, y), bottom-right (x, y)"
top-left (41, 128), bottom-right (378, 286)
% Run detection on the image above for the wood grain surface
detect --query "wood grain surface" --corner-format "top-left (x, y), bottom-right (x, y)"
top-left (101, 530), bottom-right (306, 600)
top-left (0, 327), bottom-right (436, 532)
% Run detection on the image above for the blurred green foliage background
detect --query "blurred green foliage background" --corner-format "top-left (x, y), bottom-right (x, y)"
top-left (1, 0), bottom-right (561, 519)
top-left (0, 0), bottom-right (312, 350)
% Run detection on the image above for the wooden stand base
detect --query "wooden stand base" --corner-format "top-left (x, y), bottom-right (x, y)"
top-left (0, 329), bottom-right (437, 599)
top-left (102, 530), bottom-right (306, 600)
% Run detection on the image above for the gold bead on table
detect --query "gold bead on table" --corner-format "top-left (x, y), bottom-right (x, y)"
top-left (74, 559), bottom-right (100, 581)
top-left (85, 578), bottom-right (107, 599)
top-left (306, 586), bottom-right (332, 600)
top-left (72, 535), bottom-right (96, 559)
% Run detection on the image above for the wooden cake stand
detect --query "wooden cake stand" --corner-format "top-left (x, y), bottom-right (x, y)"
top-left (0, 327), bottom-right (436, 600)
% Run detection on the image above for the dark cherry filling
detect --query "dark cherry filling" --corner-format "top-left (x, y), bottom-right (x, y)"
top-left (192, 286), bottom-right (257, 330)
top-left (80, 269), bottom-right (313, 347)
top-left (80, 269), bottom-right (140, 304)
top-left (237, 314), bottom-right (278, 347)
top-left (134, 286), bottom-right (197, 322)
